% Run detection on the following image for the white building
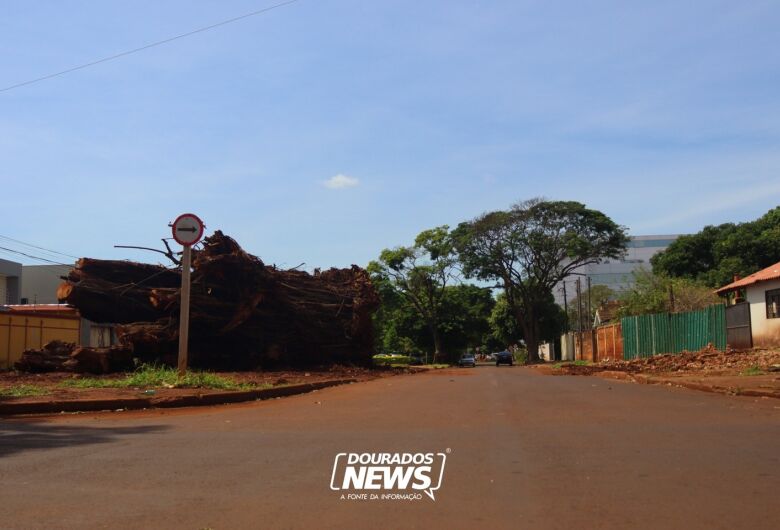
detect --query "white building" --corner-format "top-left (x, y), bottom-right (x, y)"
top-left (0, 258), bottom-right (22, 305)
top-left (554, 235), bottom-right (681, 305)
top-left (21, 264), bottom-right (73, 304)
top-left (716, 261), bottom-right (780, 349)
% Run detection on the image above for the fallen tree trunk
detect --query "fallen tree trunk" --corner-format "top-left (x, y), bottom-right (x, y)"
top-left (14, 340), bottom-right (75, 373)
top-left (65, 346), bottom-right (135, 374)
top-left (55, 231), bottom-right (379, 370)
top-left (15, 341), bottom-right (135, 374)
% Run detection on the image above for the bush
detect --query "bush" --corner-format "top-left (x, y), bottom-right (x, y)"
top-left (372, 354), bottom-right (412, 366)
top-left (513, 348), bottom-right (528, 364)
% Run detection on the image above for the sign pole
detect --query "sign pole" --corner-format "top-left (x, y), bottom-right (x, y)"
top-left (178, 244), bottom-right (192, 377)
top-left (171, 212), bottom-right (204, 378)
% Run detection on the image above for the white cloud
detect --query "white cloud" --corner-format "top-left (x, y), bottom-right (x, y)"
top-left (324, 174), bottom-right (359, 189)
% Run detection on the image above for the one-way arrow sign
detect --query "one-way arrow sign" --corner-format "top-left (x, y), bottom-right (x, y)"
top-left (171, 213), bottom-right (204, 246)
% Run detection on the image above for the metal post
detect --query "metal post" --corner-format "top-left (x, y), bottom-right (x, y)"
top-left (576, 278), bottom-right (583, 359)
top-left (177, 244), bottom-right (192, 376)
top-left (576, 279), bottom-right (583, 333)
top-left (587, 276), bottom-right (592, 329)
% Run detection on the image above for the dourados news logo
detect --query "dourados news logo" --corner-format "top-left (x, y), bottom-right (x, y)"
top-left (330, 451), bottom-right (448, 501)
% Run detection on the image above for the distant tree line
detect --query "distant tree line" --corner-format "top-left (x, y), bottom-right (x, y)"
top-left (369, 202), bottom-right (780, 362)
top-left (583, 206), bottom-right (780, 319)
top-left (369, 199), bottom-right (628, 362)
top-left (610, 206), bottom-right (780, 318)
top-left (651, 206), bottom-right (780, 287)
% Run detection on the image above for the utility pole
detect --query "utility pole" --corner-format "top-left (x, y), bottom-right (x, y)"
top-left (669, 284), bottom-right (675, 313)
top-left (576, 278), bottom-right (583, 333)
top-left (576, 278), bottom-right (583, 360)
top-left (562, 282), bottom-right (569, 332)
top-left (587, 276), bottom-right (592, 329)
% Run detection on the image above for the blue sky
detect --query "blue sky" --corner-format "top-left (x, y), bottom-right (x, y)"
top-left (1, 0), bottom-right (779, 268)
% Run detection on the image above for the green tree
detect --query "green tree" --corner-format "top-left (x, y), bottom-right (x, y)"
top-left (566, 284), bottom-right (614, 330)
top-left (617, 269), bottom-right (720, 317)
top-left (651, 206), bottom-right (780, 287)
top-left (368, 226), bottom-right (459, 361)
top-left (371, 282), bottom-right (497, 360)
top-left (437, 284), bottom-right (496, 358)
top-left (454, 199), bottom-right (628, 362)
top-left (489, 293), bottom-right (520, 346)
top-left (489, 291), bottom-right (566, 347)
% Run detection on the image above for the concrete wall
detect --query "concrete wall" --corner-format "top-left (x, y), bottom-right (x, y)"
top-left (0, 258), bottom-right (22, 304)
top-left (539, 342), bottom-right (556, 361)
top-left (747, 278), bottom-right (780, 348)
top-left (560, 333), bottom-right (575, 361)
top-left (21, 265), bottom-right (73, 304)
top-left (0, 311), bottom-right (81, 369)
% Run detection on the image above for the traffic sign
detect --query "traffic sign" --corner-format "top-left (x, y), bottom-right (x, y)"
top-left (170, 212), bottom-right (204, 376)
top-left (172, 213), bottom-right (204, 246)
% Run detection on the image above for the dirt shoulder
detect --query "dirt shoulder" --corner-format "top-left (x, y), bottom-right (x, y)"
top-left (533, 348), bottom-right (780, 399)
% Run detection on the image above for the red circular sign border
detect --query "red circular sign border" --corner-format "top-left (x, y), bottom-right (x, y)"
top-left (172, 213), bottom-right (205, 246)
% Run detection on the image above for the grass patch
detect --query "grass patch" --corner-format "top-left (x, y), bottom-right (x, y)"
top-left (0, 384), bottom-right (50, 398)
top-left (552, 360), bottom-right (590, 369)
top-left (60, 364), bottom-right (263, 391)
top-left (740, 365), bottom-right (765, 377)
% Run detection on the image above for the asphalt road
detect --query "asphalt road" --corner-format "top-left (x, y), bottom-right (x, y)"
top-left (1, 366), bottom-right (779, 530)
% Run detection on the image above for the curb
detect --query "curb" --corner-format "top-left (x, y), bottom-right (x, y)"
top-left (636, 375), bottom-right (780, 399)
top-left (597, 372), bottom-right (780, 399)
top-left (0, 379), bottom-right (357, 416)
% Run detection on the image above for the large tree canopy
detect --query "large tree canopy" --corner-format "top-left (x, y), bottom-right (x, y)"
top-left (453, 199), bottom-right (628, 362)
top-left (651, 206), bottom-right (780, 287)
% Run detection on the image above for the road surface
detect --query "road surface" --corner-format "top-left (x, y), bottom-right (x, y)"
top-left (1, 366), bottom-right (779, 529)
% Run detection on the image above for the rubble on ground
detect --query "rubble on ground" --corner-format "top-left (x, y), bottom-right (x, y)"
top-left (599, 345), bottom-right (780, 375)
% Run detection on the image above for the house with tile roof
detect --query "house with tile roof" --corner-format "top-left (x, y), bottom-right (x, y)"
top-left (716, 261), bottom-right (780, 348)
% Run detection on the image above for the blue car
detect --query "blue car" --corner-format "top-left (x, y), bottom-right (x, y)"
top-left (494, 351), bottom-right (514, 366)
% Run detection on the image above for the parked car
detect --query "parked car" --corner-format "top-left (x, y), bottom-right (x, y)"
top-left (494, 350), bottom-right (514, 366)
top-left (458, 354), bottom-right (477, 367)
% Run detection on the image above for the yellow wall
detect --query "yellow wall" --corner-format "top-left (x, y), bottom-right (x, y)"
top-left (0, 313), bottom-right (80, 369)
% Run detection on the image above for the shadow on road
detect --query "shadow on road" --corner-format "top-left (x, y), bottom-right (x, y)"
top-left (0, 420), bottom-right (169, 458)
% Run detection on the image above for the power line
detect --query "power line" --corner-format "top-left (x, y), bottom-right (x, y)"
top-left (0, 245), bottom-right (72, 266)
top-left (1, 0), bottom-right (302, 93)
top-left (0, 234), bottom-right (80, 260)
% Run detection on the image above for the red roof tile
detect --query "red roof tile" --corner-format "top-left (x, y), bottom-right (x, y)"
top-left (715, 261), bottom-right (780, 294)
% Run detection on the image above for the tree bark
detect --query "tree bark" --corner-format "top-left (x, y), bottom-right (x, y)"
top-left (431, 324), bottom-right (444, 363)
top-left (517, 305), bottom-right (540, 363)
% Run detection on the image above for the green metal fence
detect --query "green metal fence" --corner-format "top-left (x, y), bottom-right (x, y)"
top-left (621, 304), bottom-right (726, 360)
